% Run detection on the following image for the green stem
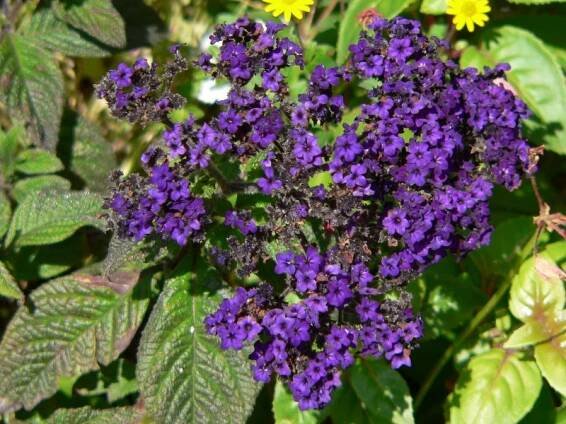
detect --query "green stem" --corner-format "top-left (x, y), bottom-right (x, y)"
top-left (414, 231), bottom-right (538, 410)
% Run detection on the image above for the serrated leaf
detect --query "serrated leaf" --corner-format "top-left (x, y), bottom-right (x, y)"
top-left (336, 0), bottom-right (414, 64)
top-left (46, 406), bottom-right (141, 424)
top-left (20, 8), bottom-right (112, 57)
top-left (0, 261), bottom-right (22, 300)
top-left (0, 192), bottom-right (11, 240)
top-left (5, 190), bottom-right (103, 247)
top-left (15, 149), bottom-right (63, 174)
top-left (137, 258), bottom-right (260, 424)
top-left (535, 332), bottom-right (566, 397)
top-left (53, 0), bottom-right (126, 49)
top-left (420, 0), bottom-right (447, 14)
top-left (450, 349), bottom-right (542, 424)
top-left (273, 381), bottom-right (320, 424)
top-left (13, 175), bottom-right (71, 203)
top-left (0, 34), bottom-right (63, 150)
top-left (0, 271), bottom-right (148, 412)
top-left (347, 358), bottom-right (414, 424)
top-left (58, 113), bottom-right (116, 192)
top-left (509, 241), bottom-right (565, 323)
top-left (459, 26), bottom-right (566, 155)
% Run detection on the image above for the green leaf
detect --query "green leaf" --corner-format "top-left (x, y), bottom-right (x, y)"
top-left (0, 34), bottom-right (64, 150)
top-left (0, 271), bottom-right (148, 412)
top-left (450, 349), bottom-right (542, 424)
top-left (20, 8), bottom-right (112, 57)
top-left (509, 241), bottom-right (565, 323)
top-left (535, 331), bottom-right (566, 397)
top-left (13, 175), bottom-right (71, 203)
top-left (519, 383), bottom-right (556, 424)
top-left (336, 0), bottom-right (413, 64)
top-left (470, 217), bottom-right (535, 278)
top-left (504, 322), bottom-right (549, 349)
top-left (0, 192), bottom-right (11, 240)
top-left (58, 113), bottom-right (116, 192)
top-left (46, 406), bottom-right (141, 424)
top-left (420, 0), bottom-right (447, 15)
top-left (15, 148), bottom-right (64, 174)
top-left (348, 358), bottom-right (414, 424)
top-left (137, 258), bottom-right (260, 424)
top-left (5, 190), bottom-right (103, 247)
top-left (0, 261), bottom-right (22, 300)
top-left (53, 0), bottom-right (126, 49)
top-left (460, 26), bottom-right (566, 155)
top-left (0, 125), bottom-right (24, 180)
top-left (75, 359), bottom-right (138, 404)
top-left (273, 381), bottom-right (320, 424)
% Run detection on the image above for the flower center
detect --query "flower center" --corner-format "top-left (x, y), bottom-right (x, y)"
top-left (460, 1), bottom-right (478, 17)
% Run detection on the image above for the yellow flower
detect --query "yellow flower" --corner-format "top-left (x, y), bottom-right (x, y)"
top-left (447, 0), bottom-right (490, 32)
top-left (263, 0), bottom-right (314, 22)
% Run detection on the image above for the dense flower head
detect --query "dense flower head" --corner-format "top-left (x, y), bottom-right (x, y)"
top-left (99, 16), bottom-right (536, 410)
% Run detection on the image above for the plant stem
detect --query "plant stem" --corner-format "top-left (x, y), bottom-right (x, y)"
top-left (414, 230), bottom-right (538, 410)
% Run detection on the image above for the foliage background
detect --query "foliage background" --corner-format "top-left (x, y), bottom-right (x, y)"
top-left (0, 0), bottom-right (564, 423)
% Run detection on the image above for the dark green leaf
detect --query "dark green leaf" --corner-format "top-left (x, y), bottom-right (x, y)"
top-left (13, 175), bottom-right (71, 203)
top-left (347, 359), bottom-right (414, 423)
top-left (0, 34), bottom-right (64, 150)
top-left (20, 8), bottom-right (112, 57)
top-left (0, 271), bottom-right (148, 412)
top-left (137, 258), bottom-right (260, 424)
top-left (0, 192), bottom-right (11, 240)
top-left (46, 406), bottom-right (141, 424)
top-left (336, 0), bottom-right (413, 64)
top-left (15, 149), bottom-right (63, 175)
top-left (0, 125), bottom-right (24, 180)
top-left (53, 0), bottom-right (126, 49)
top-left (449, 349), bottom-right (542, 424)
top-left (58, 113), bottom-right (116, 192)
top-left (75, 359), bottom-right (138, 404)
top-left (0, 261), bottom-right (22, 300)
top-left (4, 190), bottom-right (103, 247)
top-left (519, 384), bottom-right (556, 424)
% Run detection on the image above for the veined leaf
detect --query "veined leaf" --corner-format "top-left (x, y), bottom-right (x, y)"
top-left (53, 0), bottom-right (126, 49)
top-left (46, 405), bottom-right (141, 424)
top-left (15, 148), bottom-right (64, 175)
top-left (348, 359), bottom-right (414, 424)
top-left (0, 192), bottom-right (11, 240)
top-left (504, 321), bottom-right (549, 349)
top-left (0, 34), bottom-right (64, 150)
top-left (0, 271), bottom-right (148, 412)
top-left (336, 0), bottom-right (413, 64)
top-left (509, 241), bottom-right (565, 323)
top-left (0, 125), bottom-right (24, 180)
top-left (449, 349), bottom-right (542, 424)
top-left (273, 381), bottom-right (320, 424)
top-left (4, 190), bottom-right (104, 247)
top-left (137, 258), bottom-right (260, 424)
top-left (58, 113), bottom-right (116, 192)
top-left (13, 175), bottom-right (71, 203)
top-left (20, 8), bottom-right (112, 57)
top-left (0, 261), bottom-right (22, 300)
top-left (535, 331), bottom-right (566, 397)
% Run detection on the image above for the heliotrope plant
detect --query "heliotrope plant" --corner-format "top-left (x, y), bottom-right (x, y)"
top-left (97, 16), bottom-right (535, 410)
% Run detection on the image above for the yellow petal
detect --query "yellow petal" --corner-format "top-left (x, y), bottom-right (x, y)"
top-left (466, 18), bottom-right (475, 32)
top-left (284, 10), bottom-right (292, 22)
top-left (264, 4), bottom-right (276, 12)
top-left (454, 17), bottom-right (465, 30)
top-left (292, 9), bottom-right (304, 19)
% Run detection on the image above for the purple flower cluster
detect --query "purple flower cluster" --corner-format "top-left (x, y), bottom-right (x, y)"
top-left (328, 17), bottom-right (533, 279)
top-left (96, 48), bottom-right (188, 124)
top-left (106, 162), bottom-right (207, 245)
top-left (99, 15), bottom-right (536, 410)
top-left (205, 249), bottom-right (422, 409)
